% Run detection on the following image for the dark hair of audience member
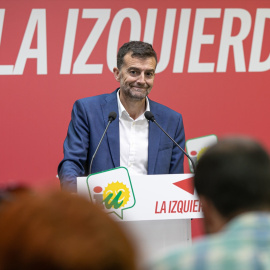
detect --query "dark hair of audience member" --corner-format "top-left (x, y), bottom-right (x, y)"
top-left (194, 137), bottom-right (270, 219)
top-left (0, 191), bottom-right (136, 270)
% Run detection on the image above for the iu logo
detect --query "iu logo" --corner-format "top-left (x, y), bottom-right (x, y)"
top-left (102, 182), bottom-right (130, 209)
top-left (186, 134), bottom-right (218, 172)
top-left (87, 167), bottom-right (136, 219)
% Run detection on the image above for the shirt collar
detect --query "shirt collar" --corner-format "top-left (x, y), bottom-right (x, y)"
top-left (117, 89), bottom-right (150, 120)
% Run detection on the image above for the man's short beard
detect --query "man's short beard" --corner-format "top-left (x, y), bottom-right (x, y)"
top-left (126, 89), bottom-right (150, 100)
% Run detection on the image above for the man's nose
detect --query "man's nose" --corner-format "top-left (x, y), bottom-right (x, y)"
top-left (137, 72), bottom-right (145, 84)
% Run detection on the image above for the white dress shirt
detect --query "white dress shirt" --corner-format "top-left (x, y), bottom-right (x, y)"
top-left (117, 90), bottom-right (150, 175)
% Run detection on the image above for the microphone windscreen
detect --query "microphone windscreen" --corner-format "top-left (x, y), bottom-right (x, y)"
top-left (144, 111), bottom-right (155, 122)
top-left (108, 111), bottom-right (117, 121)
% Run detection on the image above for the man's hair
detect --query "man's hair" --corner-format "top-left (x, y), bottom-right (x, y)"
top-left (117, 41), bottom-right (157, 69)
top-left (194, 137), bottom-right (270, 218)
top-left (0, 191), bottom-right (136, 270)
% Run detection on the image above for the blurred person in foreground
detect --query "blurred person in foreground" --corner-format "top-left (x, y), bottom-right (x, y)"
top-left (149, 137), bottom-right (270, 270)
top-left (0, 191), bottom-right (136, 270)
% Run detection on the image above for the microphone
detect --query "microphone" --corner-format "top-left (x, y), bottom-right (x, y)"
top-left (144, 111), bottom-right (196, 173)
top-left (89, 111), bottom-right (117, 175)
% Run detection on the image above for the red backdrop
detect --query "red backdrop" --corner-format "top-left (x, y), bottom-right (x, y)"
top-left (1, 0), bottom-right (270, 236)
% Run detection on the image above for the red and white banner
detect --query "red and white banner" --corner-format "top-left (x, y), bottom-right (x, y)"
top-left (1, 0), bottom-right (270, 190)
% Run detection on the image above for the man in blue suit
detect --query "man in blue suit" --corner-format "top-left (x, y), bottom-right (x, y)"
top-left (58, 41), bottom-right (185, 191)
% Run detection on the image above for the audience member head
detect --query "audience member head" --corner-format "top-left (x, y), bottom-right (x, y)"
top-left (117, 41), bottom-right (157, 69)
top-left (194, 137), bottom-right (270, 233)
top-left (0, 183), bottom-right (31, 206)
top-left (0, 191), bottom-right (136, 270)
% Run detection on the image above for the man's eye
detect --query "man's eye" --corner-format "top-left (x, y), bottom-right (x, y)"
top-left (146, 72), bottom-right (154, 78)
top-left (129, 70), bottom-right (138, 76)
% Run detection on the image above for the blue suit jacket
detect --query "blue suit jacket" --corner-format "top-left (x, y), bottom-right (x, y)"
top-left (58, 89), bottom-right (185, 191)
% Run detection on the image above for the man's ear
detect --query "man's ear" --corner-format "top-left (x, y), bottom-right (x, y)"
top-left (113, 67), bottom-right (120, 82)
top-left (199, 196), bottom-right (227, 234)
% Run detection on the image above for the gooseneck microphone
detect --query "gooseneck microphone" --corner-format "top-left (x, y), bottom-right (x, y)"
top-left (89, 111), bottom-right (117, 175)
top-left (144, 111), bottom-right (196, 173)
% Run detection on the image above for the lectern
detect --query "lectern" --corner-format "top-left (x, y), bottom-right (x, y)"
top-left (77, 167), bottom-right (203, 262)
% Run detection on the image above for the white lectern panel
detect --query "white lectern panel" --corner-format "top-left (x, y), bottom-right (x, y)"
top-left (77, 172), bottom-right (202, 263)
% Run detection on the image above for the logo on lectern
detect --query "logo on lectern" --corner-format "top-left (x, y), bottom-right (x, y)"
top-left (87, 167), bottom-right (136, 220)
top-left (103, 182), bottom-right (130, 209)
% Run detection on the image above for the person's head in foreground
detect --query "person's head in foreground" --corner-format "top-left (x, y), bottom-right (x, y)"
top-left (195, 136), bottom-right (270, 234)
top-left (0, 191), bottom-right (136, 270)
top-left (150, 136), bottom-right (270, 270)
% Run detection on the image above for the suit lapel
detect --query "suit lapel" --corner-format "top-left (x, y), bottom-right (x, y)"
top-left (101, 90), bottom-right (120, 168)
top-left (147, 100), bottom-right (161, 174)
